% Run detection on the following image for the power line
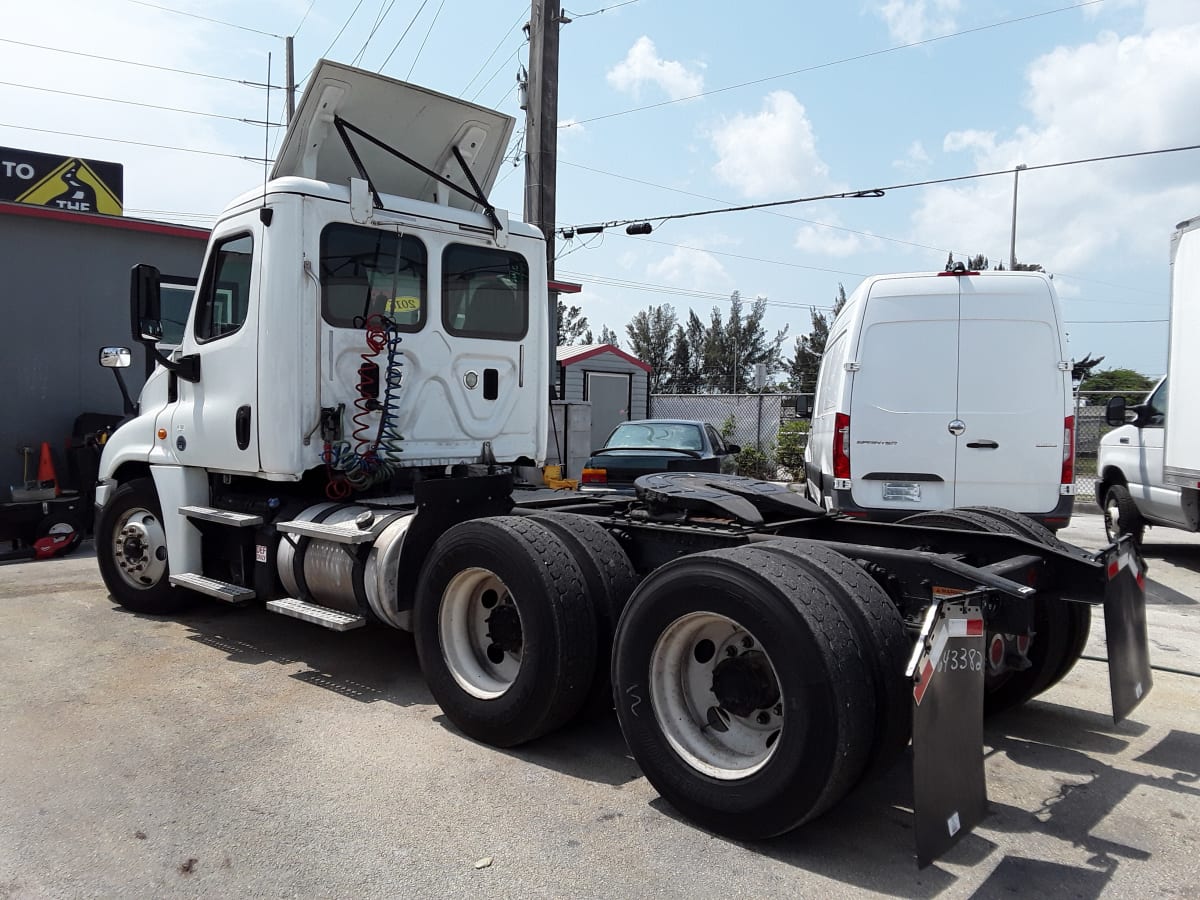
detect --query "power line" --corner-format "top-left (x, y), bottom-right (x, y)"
top-left (561, 142), bottom-right (1200, 234)
top-left (0, 122), bottom-right (267, 163)
top-left (0, 80), bottom-right (283, 127)
top-left (322, 0), bottom-right (367, 60)
top-left (407, 0), bottom-right (448, 80)
top-left (565, 0), bottom-right (642, 17)
top-left (471, 45), bottom-right (524, 102)
top-left (123, 0), bottom-right (284, 38)
top-left (558, 268), bottom-right (840, 313)
top-left (0, 38), bottom-right (282, 89)
top-left (353, 0), bottom-right (400, 67)
top-left (295, 0), bottom-right (320, 37)
top-left (563, 0), bottom-right (1103, 129)
top-left (463, 8), bottom-right (528, 95)
top-left (380, 0), bottom-right (430, 71)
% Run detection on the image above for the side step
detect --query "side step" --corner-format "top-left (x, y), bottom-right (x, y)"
top-left (179, 506), bottom-right (264, 527)
top-left (266, 598), bottom-right (366, 631)
top-left (169, 573), bottom-right (256, 603)
top-left (276, 515), bottom-right (388, 545)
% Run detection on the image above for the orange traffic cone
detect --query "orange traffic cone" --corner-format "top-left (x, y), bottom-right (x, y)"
top-left (37, 441), bottom-right (60, 496)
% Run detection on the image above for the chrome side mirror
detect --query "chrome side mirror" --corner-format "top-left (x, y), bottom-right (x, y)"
top-left (99, 347), bottom-right (132, 369)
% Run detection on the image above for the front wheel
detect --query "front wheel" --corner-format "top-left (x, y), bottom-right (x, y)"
top-left (1103, 484), bottom-right (1145, 546)
top-left (96, 477), bottom-right (190, 614)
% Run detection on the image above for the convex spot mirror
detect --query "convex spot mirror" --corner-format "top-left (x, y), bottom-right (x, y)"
top-left (99, 347), bottom-right (132, 369)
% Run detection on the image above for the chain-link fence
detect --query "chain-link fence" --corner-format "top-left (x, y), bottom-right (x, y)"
top-left (1074, 389), bottom-right (1144, 501)
top-left (648, 393), bottom-right (813, 480)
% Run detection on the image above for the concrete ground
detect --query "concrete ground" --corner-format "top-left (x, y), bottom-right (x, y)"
top-left (1, 512), bottom-right (1198, 898)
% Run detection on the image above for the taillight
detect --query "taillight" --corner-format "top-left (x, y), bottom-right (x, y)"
top-left (833, 412), bottom-right (851, 481)
top-left (1061, 415), bottom-right (1075, 484)
top-left (581, 467), bottom-right (607, 485)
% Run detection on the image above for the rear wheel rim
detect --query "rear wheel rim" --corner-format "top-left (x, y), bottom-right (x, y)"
top-left (1104, 494), bottom-right (1122, 541)
top-left (439, 567), bottom-right (523, 700)
top-left (649, 611), bottom-right (784, 780)
top-left (112, 507), bottom-right (167, 590)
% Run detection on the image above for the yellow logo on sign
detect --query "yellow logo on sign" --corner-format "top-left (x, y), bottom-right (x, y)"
top-left (385, 295), bottom-right (421, 314)
top-left (16, 158), bottom-right (122, 215)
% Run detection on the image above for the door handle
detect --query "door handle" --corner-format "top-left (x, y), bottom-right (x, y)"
top-left (965, 440), bottom-right (999, 449)
top-left (236, 405), bottom-right (252, 450)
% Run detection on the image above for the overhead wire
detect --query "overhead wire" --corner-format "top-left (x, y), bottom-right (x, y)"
top-left (0, 122), bottom-right (268, 163)
top-left (0, 80), bottom-right (283, 127)
top-left (564, 0), bottom-right (642, 17)
top-left (562, 0), bottom-right (1104, 129)
top-left (294, 0), bottom-right (320, 36)
top-left (407, 0), bottom-right (448, 80)
top-left (123, 0), bottom-right (284, 38)
top-left (379, 0), bottom-right (430, 71)
top-left (471, 45), bottom-right (524, 102)
top-left (463, 8), bottom-right (529, 94)
top-left (560, 143), bottom-right (1200, 234)
top-left (353, 0), bottom-right (400, 67)
top-left (321, 0), bottom-right (367, 61)
top-left (0, 38), bottom-right (283, 89)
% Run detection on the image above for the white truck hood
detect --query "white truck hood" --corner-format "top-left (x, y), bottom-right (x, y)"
top-left (272, 60), bottom-right (514, 212)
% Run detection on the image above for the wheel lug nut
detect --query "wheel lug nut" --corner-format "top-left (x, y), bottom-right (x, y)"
top-left (725, 646), bottom-right (737, 658)
top-left (757, 712), bottom-right (770, 725)
top-left (741, 636), bottom-right (753, 649)
top-left (773, 704), bottom-right (783, 716)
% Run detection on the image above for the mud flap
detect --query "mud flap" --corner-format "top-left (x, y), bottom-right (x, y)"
top-left (1103, 539), bottom-right (1153, 722)
top-left (907, 596), bottom-right (988, 868)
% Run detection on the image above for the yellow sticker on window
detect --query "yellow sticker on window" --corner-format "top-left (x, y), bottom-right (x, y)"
top-left (385, 295), bottom-right (421, 313)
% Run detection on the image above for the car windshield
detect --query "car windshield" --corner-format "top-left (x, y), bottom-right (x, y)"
top-left (605, 423), bottom-right (704, 451)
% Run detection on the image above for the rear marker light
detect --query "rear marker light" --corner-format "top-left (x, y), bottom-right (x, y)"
top-left (1062, 415), bottom-right (1075, 486)
top-left (581, 467), bottom-right (607, 485)
top-left (833, 412), bottom-right (851, 482)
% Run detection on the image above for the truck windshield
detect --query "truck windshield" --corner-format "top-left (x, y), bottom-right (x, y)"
top-left (320, 223), bottom-right (427, 330)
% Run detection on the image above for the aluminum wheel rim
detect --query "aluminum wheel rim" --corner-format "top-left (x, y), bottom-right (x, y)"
top-left (112, 506), bottom-right (167, 590)
top-left (649, 611), bottom-right (784, 780)
top-left (439, 567), bottom-right (523, 700)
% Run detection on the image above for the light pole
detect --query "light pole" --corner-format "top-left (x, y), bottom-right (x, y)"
top-left (1009, 163), bottom-right (1026, 270)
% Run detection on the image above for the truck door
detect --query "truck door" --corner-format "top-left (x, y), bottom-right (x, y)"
top-left (954, 276), bottom-right (1063, 514)
top-left (1136, 379), bottom-right (1186, 524)
top-left (166, 215), bottom-right (262, 473)
top-left (848, 276), bottom-right (958, 512)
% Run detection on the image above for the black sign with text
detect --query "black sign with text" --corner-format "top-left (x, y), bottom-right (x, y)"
top-left (0, 146), bottom-right (124, 215)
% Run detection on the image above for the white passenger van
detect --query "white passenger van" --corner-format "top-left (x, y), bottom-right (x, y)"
top-left (804, 267), bottom-right (1076, 528)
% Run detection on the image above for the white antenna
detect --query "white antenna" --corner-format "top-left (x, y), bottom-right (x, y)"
top-left (263, 52), bottom-right (271, 205)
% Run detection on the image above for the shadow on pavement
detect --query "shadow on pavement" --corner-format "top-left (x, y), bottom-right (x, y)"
top-left (1144, 542), bottom-right (1200, 578)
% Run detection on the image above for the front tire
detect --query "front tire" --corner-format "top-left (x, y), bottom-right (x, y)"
top-left (96, 477), bottom-right (189, 614)
top-left (1103, 484), bottom-right (1145, 546)
top-left (612, 545), bottom-right (875, 839)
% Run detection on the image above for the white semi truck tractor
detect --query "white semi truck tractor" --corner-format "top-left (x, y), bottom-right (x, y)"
top-left (93, 61), bottom-right (1152, 867)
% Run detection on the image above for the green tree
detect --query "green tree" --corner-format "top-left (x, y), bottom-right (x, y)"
top-left (626, 304), bottom-right (678, 392)
top-left (697, 291), bottom-right (788, 393)
top-left (557, 297), bottom-right (591, 346)
top-left (788, 284), bottom-right (848, 393)
top-left (598, 325), bottom-right (621, 347)
top-left (1079, 367), bottom-right (1154, 395)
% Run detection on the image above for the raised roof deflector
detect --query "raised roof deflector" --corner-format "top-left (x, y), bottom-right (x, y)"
top-left (272, 60), bottom-right (515, 211)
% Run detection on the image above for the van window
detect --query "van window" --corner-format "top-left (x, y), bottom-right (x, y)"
top-left (320, 224), bottom-right (427, 330)
top-left (442, 244), bottom-right (529, 340)
top-left (194, 233), bottom-right (253, 343)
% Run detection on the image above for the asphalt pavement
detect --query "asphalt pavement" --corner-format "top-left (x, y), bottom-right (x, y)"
top-left (1, 512), bottom-right (1197, 898)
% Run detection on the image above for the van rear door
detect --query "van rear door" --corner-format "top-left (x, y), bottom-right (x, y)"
top-left (953, 275), bottom-right (1065, 513)
top-left (848, 275), bottom-right (958, 512)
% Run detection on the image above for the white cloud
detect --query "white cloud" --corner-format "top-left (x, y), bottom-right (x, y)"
top-left (911, 20), bottom-right (1200, 271)
top-left (606, 37), bottom-right (704, 101)
top-left (710, 91), bottom-right (829, 199)
top-left (646, 242), bottom-right (733, 293)
top-left (876, 0), bottom-right (961, 45)
top-left (893, 140), bottom-right (931, 170)
top-left (1143, 0), bottom-right (1198, 30)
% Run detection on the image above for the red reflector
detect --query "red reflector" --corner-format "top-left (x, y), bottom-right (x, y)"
top-left (989, 635), bottom-right (1005, 666)
top-left (1107, 560), bottom-right (1119, 579)
top-left (966, 618), bottom-right (984, 636)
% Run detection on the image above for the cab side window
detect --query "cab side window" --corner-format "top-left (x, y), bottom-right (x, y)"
top-left (1146, 380), bottom-right (1168, 427)
top-left (194, 233), bottom-right (253, 343)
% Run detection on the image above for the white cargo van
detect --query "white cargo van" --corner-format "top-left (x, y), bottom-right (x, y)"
top-left (804, 267), bottom-right (1075, 527)
top-left (1097, 214), bottom-right (1200, 542)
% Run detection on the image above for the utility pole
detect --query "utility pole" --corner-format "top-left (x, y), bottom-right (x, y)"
top-left (525, 0), bottom-right (564, 366)
top-left (285, 36), bottom-right (296, 123)
top-left (1009, 163), bottom-right (1026, 270)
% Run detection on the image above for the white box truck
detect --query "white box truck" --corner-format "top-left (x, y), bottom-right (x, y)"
top-left (804, 268), bottom-right (1075, 528)
top-left (1098, 214), bottom-right (1200, 542)
top-left (90, 61), bottom-right (1150, 868)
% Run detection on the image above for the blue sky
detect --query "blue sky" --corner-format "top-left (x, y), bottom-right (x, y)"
top-left (3, 0), bottom-right (1197, 381)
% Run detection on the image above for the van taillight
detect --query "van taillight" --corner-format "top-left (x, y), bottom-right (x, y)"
top-left (833, 413), bottom-right (851, 480)
top-left (1061, 415), bottom-right (1075, 484)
